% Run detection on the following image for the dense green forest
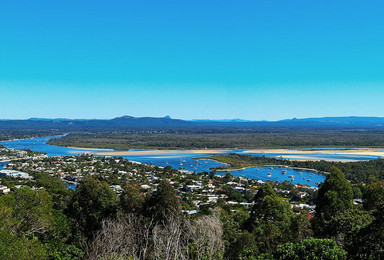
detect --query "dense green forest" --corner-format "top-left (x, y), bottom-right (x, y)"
top-left (0, 129), bottom-right (64, 141)
top-left (1, 163), bottom-right (384, 259)
top-left (48, 129), bottom-right (384, 149)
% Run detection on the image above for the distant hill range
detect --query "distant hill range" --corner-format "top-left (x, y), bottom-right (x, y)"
top-left (0, 116), bottom-right (384, 130)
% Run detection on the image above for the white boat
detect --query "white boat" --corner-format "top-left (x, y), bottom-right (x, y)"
top-left (267, 172), bottom-right (272, 177)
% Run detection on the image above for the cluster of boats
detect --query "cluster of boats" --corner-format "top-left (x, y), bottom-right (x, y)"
top-left (177, 159), bottom-right (206, 169)
top-left (262, 168), bottom-right (320, 185)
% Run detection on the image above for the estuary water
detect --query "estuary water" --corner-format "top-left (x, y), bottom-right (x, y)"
top-left (8, 135), bottom-right (384, 187)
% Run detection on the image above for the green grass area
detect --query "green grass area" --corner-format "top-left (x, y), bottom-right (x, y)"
top-left (198, 155), bottom-right (266, 170)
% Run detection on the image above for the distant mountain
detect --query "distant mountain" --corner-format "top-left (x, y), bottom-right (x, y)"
top-left (0, 116), bottom-right (192, 130)
top-left (28, 118), bottom-right (88, 121)
top-left (0, 116), bottom-right (384, 130)
top-left (109, 115), bottom-right (191, 128)
top-left (277, 117), bottom-right (384, 127)
top-left (191, 119), bottom-right (252, 123)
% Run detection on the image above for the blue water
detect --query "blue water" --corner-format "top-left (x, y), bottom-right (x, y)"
top-left (240, 151), bottom-right (381, 162)
top-left (0, 136), bottom-right (227, 173)
top-left (228, 166), bottom-right (325, 186)
top-left (0, 161), bottom-right (9, 170)
top-left (4, 135), bottom-right (381, 187)
top-left (65, 182), bottom-right (77, 190)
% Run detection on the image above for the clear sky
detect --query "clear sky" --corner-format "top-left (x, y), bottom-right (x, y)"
top-left (0, 0), bottom-right (383, 120)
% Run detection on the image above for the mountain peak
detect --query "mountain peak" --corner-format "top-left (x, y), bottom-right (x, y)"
top-left (114, 115), bottom-right (135, 120)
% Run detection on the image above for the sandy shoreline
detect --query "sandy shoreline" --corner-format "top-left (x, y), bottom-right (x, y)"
top-left (67, 147), bottom-right (115, 151)
top-left (69, 148), bottom-right (229, 156)
top-left (243, 148), bottom-right (384, 158)
top-left (67, 146), bottom-right (384, 161)
top-left (277, 155), bottom-right (358, 162)
top-left (216, 164), bottom-right (329, 174)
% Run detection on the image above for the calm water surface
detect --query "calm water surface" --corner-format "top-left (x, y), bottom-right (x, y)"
top-left (7, 136), bottom-right (384, 187)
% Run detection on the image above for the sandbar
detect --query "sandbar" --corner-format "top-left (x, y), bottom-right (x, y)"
top-left (68, 147), bottom-right (114, 151)
top-left (243, 149), bottom-right (384, 158)
top-left (69, 149), bottom-right (228, 156)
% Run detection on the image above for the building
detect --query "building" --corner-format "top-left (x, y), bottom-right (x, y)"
top-left (0, 170), bottom-right (32, 179)
top-left (0, 186), bottom-right (10, 194)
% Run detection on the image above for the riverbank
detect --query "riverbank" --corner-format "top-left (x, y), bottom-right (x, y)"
top-left (199, 154), bottom-right (332, 176)
top-left (69, 148), bottom-right (230, 156)
top-left (214, 164), bottom-right (328, 174)
top-left (243, 148), bottom-right (384, 158)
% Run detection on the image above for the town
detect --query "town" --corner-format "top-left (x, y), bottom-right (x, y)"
top-left (1, 152), bottom-right (318, 216)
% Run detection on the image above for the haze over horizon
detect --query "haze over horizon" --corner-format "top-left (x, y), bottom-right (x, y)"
top-left (3, 115), bottom-right (384, 123)
top-left (1, 0), bottom-right (383, 120)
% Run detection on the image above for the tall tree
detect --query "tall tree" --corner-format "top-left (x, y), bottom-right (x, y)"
top-left (312, 167), bottom-right (353, 237)
top-left (348, 203), bottom-right (384, 259)
top-left (244, 182), bottom-right (294, 254)
top-left (0, 230), bottom-right (48, 260)
top-left (0, 187), bottom-right (54, 236)
top-left (120, 183), bottom-right (144, 214)
top-left (145, 179), bottom-right (180, 223)
top-left (363, 180), bottom-right (384, 211)
top-left (273, 238), bottom-right (347, 260)
top-left (66, 176), bottom-right (118, 241)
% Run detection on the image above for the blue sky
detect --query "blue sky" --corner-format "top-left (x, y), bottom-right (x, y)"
top-left (0, 0), bottom-right (383, 120)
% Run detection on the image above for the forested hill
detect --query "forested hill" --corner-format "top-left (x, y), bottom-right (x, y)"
top-left (0, 116), bottom-right (191, 130)
top-left (1, 116), bottom-right (384, 130)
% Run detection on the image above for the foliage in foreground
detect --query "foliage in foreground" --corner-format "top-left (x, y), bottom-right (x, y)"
top-left (0, 167), bottom-right (384, 259)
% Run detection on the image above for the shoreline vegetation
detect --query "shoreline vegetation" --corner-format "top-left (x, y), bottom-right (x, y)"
top-left (46, 130), bottom-right (384, 150)
top-left (204, 157), bottom-right (325, 174)
top-left (197, 155), bottom-right (329, 174)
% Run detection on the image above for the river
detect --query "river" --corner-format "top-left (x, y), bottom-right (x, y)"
top-left (9, 136), bottom-right (381, 187)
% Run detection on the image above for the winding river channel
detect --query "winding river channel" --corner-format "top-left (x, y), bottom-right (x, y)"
top-left (5, 135), bottom-right (382, 187)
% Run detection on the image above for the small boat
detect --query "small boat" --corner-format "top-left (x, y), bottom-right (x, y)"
top-left (270, 167), bottom-right (274, 170)
top-left (290, 177), bottom-right (295, 181)
top-left (303, 177), bottom-right (306, 180)
top-left (267, 172), bottom-right (272, 177)
top-left (281, 170), bottom-right (287, 175)
top-left (307, 179), bottom-right (311, 182)
top-left (288, 175), bottom-right (294, 178)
